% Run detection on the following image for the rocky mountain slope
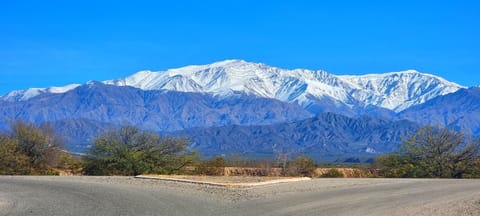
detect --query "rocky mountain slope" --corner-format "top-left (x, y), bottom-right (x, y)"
top-left (174, 112), bottom-right (418, 161)
top-left (0, 82), bottom-right (311, 131)
top-left (399, 87), bottom-right (480, 135)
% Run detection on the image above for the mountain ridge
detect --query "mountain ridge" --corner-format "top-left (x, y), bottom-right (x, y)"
top-left (0, 82), bottom-right (312, 132)
top-left (2, 60), bottom-right (463, 112)
top-left (399, 87), bottom-right (480, 135)
top-left (0, 79), bottom-right (477, 160)
top-left (173, 112), bottom-right (419, 161)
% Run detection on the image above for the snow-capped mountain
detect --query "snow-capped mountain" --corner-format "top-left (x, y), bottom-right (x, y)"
top-left (103, 59), bottom-right (463, 112)
top-left (0, 61), bottom-right (476, 158)
top-left (2, 60), bottom-right (463, 112)
top-left (339, 71), bottom-right (462, 111)
top-left (1, 84), bottom-right (81, 102)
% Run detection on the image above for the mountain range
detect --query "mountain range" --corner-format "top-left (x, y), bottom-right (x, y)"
top-left (398, 87), bottom-right (480, 136)
top-left (1, 60), bottom-right (477, 161)
top-left (2, 60), bottom-right (462, 112)
top-left (174, 112), bottom-right (418, 162)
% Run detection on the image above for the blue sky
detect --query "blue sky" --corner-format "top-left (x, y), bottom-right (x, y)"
top-left (1, 0), bottom-right (479, 94)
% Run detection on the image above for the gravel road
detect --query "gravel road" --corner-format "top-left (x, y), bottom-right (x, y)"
top-left (0, 176), bottom-right (479, 216)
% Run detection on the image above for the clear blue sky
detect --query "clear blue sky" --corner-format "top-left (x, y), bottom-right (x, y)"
top-left (1, 0), bottom-right (479, 94)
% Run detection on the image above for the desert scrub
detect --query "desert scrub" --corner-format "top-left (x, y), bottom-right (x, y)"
top-left (321, 168), bottom-right (344, 178)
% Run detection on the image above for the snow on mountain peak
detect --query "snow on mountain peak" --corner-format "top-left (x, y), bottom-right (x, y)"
top-left (1, 84), bottom-right (81, 102)
top-left (102, 60), bottom-right (463, 112)
top-left (208, 59), bottom-right (247, 67)
top-left (1, 60), bottom-right (464, 112)
top-left (339, 70), bottom-right (463, 111)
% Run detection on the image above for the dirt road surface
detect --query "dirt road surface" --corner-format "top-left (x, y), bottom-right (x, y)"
top-left (0, 176), bottom-right (479, 216)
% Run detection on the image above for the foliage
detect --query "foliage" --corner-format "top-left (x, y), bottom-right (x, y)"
top-left (194, 157), bottom-right (226, 175)
top-left (83, 126), bottom-right (197, 175)
top-left (56, 153), bottom-right (84, 175)
top-left (0, 121), bottom-right (65, 175)
top-left (321, 168), bottom-right (345, 178)
top-left (286, 156), bottom-right (316, 177)
top-left (13, 121), bottom-right (64, 172)
top-left (0, 134), bottom-right (31, 174)
top-left (376, 126), bottom-right (480, 178)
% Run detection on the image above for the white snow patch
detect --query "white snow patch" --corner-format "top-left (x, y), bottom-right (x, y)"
top-left (2, 60), bottom-right (464, 111)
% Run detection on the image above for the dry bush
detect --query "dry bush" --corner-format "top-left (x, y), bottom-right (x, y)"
top-left (320, 168), bottom-right (344, 178)
top-left (194, 157), bottom-right (226, 176)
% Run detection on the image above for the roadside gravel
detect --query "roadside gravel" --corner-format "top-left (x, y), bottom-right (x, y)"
top-left (0, 176), bottom-right (479, 216)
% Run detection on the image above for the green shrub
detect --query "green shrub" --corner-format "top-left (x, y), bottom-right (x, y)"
top-left (0, 135), bottom-right (31, 175)
top-left (83, 126), bottom-right (197, 176)
top-left (376, 126), bottom-right (480, 178)
top-left (0, 121), bottom-right (65, 175)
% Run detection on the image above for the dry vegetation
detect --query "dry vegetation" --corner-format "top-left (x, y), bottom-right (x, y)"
top-left (1, 123), bottom-right (479, 179)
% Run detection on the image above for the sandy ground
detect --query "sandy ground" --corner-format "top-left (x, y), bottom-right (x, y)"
top-left (0, 176), bottom-right (479, 216)
top-left (136, 174), bottom-right (311, 186)
top-left (140, 175), bottom-right (300, 183)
